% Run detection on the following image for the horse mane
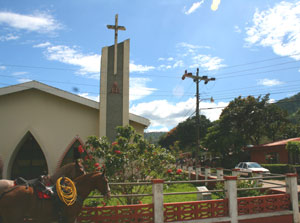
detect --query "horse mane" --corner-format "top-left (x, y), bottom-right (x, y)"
top-left (74, 171), bottom-right (102, 183)
top-left (49, 162), bottom-right (75, 183)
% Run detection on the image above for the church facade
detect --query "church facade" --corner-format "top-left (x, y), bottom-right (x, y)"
top-left (0, 81), bottom-right (150, 179)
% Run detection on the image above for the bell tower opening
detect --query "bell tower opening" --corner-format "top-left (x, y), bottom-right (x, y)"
top-left (11, 132), bottom-right (48, 180)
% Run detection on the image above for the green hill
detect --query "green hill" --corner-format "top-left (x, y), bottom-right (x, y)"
top-left (144, 132), bottom-right (166, 145)
top-left (276, 92), bottom-right (300, 124)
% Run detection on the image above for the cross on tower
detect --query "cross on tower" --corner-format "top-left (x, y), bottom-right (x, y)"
top-left (107, 14), bottom-right (126, 75)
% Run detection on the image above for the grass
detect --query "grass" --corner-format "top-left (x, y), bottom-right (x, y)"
top-left (84, 183), bottom-right (215, 206)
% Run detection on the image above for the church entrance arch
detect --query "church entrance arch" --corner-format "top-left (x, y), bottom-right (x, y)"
top-left (11, 132), bottom-right (48, 180)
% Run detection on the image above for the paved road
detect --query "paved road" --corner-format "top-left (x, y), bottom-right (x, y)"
top-left (262, 180), bottom-right (300, 193)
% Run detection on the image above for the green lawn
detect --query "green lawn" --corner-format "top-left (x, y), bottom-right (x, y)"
top-left (84, 183), bottom-right (216, 206)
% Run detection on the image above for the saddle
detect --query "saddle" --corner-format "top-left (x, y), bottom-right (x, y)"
top-left (14, 176), bottom-right (54, 199)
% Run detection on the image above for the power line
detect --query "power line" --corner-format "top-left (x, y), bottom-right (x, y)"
top-left (2, 52), bottom-right (300, 79)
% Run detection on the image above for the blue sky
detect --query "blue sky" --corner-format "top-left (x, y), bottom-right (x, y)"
top-left (1, 0), bottom-right (300, 132)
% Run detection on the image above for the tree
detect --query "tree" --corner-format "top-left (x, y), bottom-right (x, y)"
top-left (203, 94), bottom-right (292, 167)
top-left (264, 104), bottom-right (290, 141)
top-left (158, 115), bottom-right (212, 154)
top-left (81, 125), bottom-right (183, 205)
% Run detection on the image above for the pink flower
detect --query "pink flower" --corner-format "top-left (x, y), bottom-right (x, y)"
top-left (78, 145), bottom-right (84, 154)
top-left (176, 169), bottom-right (182, 174)
top-left (167, 169), bottom-right (172, 173)
top-left (94, 163), bottom-right (100, 168)
top-left (114, 150), bottom-right (121, 154)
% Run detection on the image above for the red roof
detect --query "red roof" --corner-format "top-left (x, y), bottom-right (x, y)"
top-left (247, 137), bottom-right (300, 150)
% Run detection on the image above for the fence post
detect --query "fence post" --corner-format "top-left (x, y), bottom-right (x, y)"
top-left (152, 179), bottom-right (164, 223)
top-left (252, 171), bottom-right (262, 187)
top-left (196, 165), bottom-right (201, 180)
top-left (224, 176), bottom-right (238, 223)
top-left (232, 168), bottom-right (239, 177)
top-left (285, 173), bottom-right (299, 223)
top-left (217, 168), bottom-right (223, 180)
top-left (188, 166), bottom-right (193, 180)
top-left (205, 166), bottom-right (211, 186)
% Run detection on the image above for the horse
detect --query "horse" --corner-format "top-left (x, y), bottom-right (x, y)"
top-left (0, 171), bottom-right (110, 223)
top-left (0, 160), bottom-right (85, 196)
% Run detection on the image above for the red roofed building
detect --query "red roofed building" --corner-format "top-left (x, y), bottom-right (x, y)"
top-left (246, 138), bottom-right (300, 164)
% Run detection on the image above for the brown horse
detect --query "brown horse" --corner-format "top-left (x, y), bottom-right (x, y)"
top-left (0, 160), bottom-right (85, 195)
top-left (0, 171), bottom-right (110, 223)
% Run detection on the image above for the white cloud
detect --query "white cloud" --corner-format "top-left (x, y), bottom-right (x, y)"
top-left (12, 71), bottom-right (28, 76)
top-left (0, 66), bottom-right (6, 70)
top-left (177, 42), bottom-right (211, 54)
top-left (268, 98), bottom-right (276, 104)
top-left (78, 93), bottom-right (99, 102)
top-left (191, 54), bottom-right (226, 70)
top-left (17, 78), bottom-right (32, 83)
top-left (234, 25), bottom-right (241, 33)
top-left (146, 127), bottom-right (169, 132)
top-left (173, 60), bottom-right (184, 68)
top-left (130, 77), bottom-right (156, 101)
top-left (33, 42), bottom-right (51, 48)
top-left (200, 101), bottom-right (229, 121)
top-left (0, 11), bottom-right (61, 33)
top-left (257, 78), bottom-right (283, 87)
top-left (184, 0), bottom-right (205, 15)
top-left (43, 44), bottom-right (101, 76)
top-left (245, 1), bottom-right (300, 60)
top-left (38, 43), bottom-right (154, 78)
top-left (130, 98), bottom-right (228, 131)
top-left (158, 64), bottom-right (172, 70)
top-left (130, 61), bottom-right (155, 73)
top-left (0, 34), bottom-right (19, 41)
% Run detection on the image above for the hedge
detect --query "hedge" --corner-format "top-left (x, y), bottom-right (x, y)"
top-left (261, 164), bottom-right (300, 174)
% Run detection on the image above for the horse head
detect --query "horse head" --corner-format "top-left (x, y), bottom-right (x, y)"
top-left (96, 169), bottom-right (110, 199)
top-left (74, 159), bottom-right (86, 177)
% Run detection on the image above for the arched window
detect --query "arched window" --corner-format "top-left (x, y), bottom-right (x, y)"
top-left (60, 139), bottom-right (86, 167)
top-left (11, 132), bottom-right (48, 180)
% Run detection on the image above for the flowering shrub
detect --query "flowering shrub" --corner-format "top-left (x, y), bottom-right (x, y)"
top-left (165, 167), bottom-right (188, 181)
top-left (81, 125), bottom-right (180, 205)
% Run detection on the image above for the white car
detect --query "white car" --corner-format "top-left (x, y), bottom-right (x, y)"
top-left (235, 162), bottom-right (270, 175)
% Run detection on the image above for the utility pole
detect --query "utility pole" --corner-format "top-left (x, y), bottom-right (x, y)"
top-left (182, 68), bottom-right (215, 166)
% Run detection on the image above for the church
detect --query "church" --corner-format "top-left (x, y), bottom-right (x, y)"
top-left (0, 15), bottom-right (150, 179)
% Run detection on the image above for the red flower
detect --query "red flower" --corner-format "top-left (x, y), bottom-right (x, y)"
top-left (114, 150), bottom-right (121, 154)
top-left (112, 141), bottom-right (118, 146)
top-left (97, 166), bottom-right (101, 171)
top-left (101, 201), bottom-right (106, 206)
top-left (84, 156), bottom-right (89, 161)
top-left (176, 169), bottom-right (182, 174)
top-left (138, 200), bottom-right (143, 204)
top-left (167, 169), bottom-right (172, 173)
top-left (78, 145), bottom-right (84, 154)
top-left (94, 163), bottom-right (100, 168)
